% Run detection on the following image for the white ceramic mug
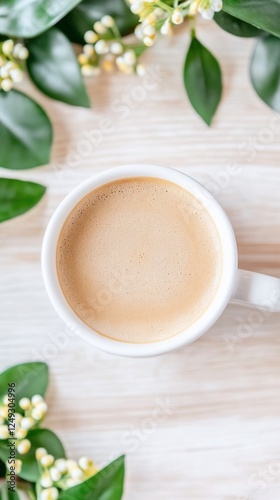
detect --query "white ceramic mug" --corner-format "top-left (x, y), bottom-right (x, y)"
top-left (41, 165), bottom-right (280, 357)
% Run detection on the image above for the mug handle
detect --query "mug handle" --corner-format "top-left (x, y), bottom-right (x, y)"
top-left (231, 269), bottom-right (280, 311)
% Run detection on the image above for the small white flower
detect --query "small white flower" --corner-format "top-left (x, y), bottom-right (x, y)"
top-left (0, 64), bottom-right (10, 79)
top-left (83, 44), bottom-right (95, 57)
top-left (50, 466), bottom-right (61, 482)
top-left (15, 428), bottom-right (27, 439)
top-left (54, 458), bottom-right (68, 473)
top-left (19, 397), bottom-right (31, 410)
top-left (123, 50), bottom-right (136, 66)
top-left (3, 395), bottom-right (9, 405)
top-left (41, 454), bottom-right (55, 467)
top-left (31, 402), bottom-right (47, 421)
top-left (78, 53), bottom-right (88, 65)
top-left (154, 7), bottom-right (164, 18)
top-left (70, 467), bottom-right (83, 480)
top-left (31, 395), bottom-right (44, 406)
top-left (95, 40), bottom-right (109, 55)
top-left (84, 30), bottom-right (98, 44)
top-left (0, 408), bottom-right (7, 419)
top-left (110, 42), bottom-right (123, 55)
top-left (94, 21), bottom-right (107, 35)
top-left (171, 9), bottom-right (184, 24)
top-left (2, 39), bottom-right (14, 56)
top-left (78, 457), bottom-right (93, 471)
top-left (20, 417), bottom-right (35, 430)
top-left (17, 439), bottom-right (31, 455)
top-left (211, 0), bottom-right (223, 11)
top-left (160, 19), bottom-right (172, 35)
top-left (0, 425), bottom-right (9, 439)
top-left (40, 471), bottom-right (53, 488)
top-left (36, 448), bottom-right (47, 460)
top-left (136, 63), bottom-right (146, 77)
top-left (101, 15), bottom-right (114, 28)
top-left (15, 413), bottom-right (22, 424)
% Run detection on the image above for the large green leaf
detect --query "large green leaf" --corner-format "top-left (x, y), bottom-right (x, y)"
top-left (0, 178), bottom-right (46, 223)
top-left (0, 0), bottom-right (83, 38)
top-left (0, 90), bottom-right (52, 169)
top-left (250, 34), bottom-right (280, 112)
top-left (222, 0), bottom-right (280, 38)
top-left (0, 429), bottom-right (65, 482)
top-left (214, 11), bottom-right (261, 37)
top-left (59, 456), bottom-right (125, 500)
top-left (26, 28), bottom-right (89, 107)
top-left (59, 0), bottom-right (138, 45)
top-left (0, 362), bottom-right (48, 410)
top-left (183, 37), bottom-right (222, 125)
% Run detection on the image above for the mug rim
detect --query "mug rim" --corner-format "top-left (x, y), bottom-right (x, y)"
top-left (41, 165), bottom-right (238, 357)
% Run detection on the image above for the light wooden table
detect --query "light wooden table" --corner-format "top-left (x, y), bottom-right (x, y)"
top-left (1, 20), bottom-right (280, 500)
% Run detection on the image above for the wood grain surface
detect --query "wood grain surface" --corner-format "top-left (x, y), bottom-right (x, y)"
top-left (1, 20), bottom-right (280, 500)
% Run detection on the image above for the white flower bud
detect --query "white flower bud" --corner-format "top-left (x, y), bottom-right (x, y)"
top-left (50, 466), bottom-right (61, 482)
top-left (18, 46), bottom-right (29, 60)
top-left (15, 428), bottom-right (27, 439)
top-left (211, 0), bottom-right (223, 11)
top-left (101, 15), bottom-right (114, 28)
top-left (36, 447), bottom-right (47, 460)
top-left (31, 403), bottom-right (47, 421)
top-left (110, 42), bottom-right (123, 55)
top-left (0, 65), bottom-right (10, 79)
top-left (2, 40), bottom-right (14, 56)
top-left (31, 395), bottom-right (44, 406)
top-left (65, 478), bottom-right (79, 488)
top-left (17, 439), bottom-right (31, 455)
top-left (41, 488), bottom-right (59, 500)
top-left (143, 36), bottom-right (154, 47)
top-left (19, 397), bottom-right (31, 410)
top-left (134, 25), bottom-right (143, 40)
top-left (160, 20), bottom-right (172, 35)
top-left (41, 454), bottom-right (55, 467)
top-left (70, 467), bottom-right (83, 480)
top-left (20, 417), bottom-right (35, 430)
top-left (78, 53), bottom-right (88, 65)
top-left (0, 425), bottom-right (9, 439)
top-left (136, 64), bottom-right (146, 77)
top-left (84, 30), bottom-right (98, 44)
top-left (78, 457), bottom-right (93, 471)
top-left (3, 395), bottom-right (9, 406)
top-left (198, 6), bottom-right (214, 19)
top-left (143, 24), bottom-right (155, 36)
top-left (93, 21), bottom-right (107, 34)
top-left (130, 2), bottom-right (144, 15)
top-left (171, 9), bottom-right (184, 24)
top-left (95, 40), bottom-right (109, 55)
top-left (66, 459), bottom-right (78, 471)
top-left (83, 44), bottom-right (95, 57)
top-left (40, 471), bottom-right (53, 488)
top-left (123, 50), bottom-right (136, 66)
top-left (54, 458), bottom-right (68, 473)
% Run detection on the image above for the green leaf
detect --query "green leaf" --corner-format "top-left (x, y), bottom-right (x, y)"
top-left (0, 90), bottom-right (52, 169)
top-left (0, 178), bottom-right (46, 223)
top-left (250, 34), bottom-right (280, 112)
top-left (0, 362), bottom-right (48, 410)
top-left (59, 456), bottom-right (125, 500)
top-left (26, 28), bottom-right (90, 107)
top-left (214, 11), bottom-right (261, 37)
top-left (222, 0), bottom-right (280, 38)
top-left (59, 0), bottom-right (138, 45)
top-left (0, 429), bottom-right (65, 482)
top-left (7, 487), bottom-right (20, 500)
top-left (0, 0), bottom-right (83, 38)
top-left (183, 37), bottom-right (222, 126)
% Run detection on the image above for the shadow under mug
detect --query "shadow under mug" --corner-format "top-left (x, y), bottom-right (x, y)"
top-left (41, 165), bottom-right (280, 357)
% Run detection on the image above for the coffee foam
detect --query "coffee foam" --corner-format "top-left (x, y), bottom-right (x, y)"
top-left (57, 178), bottom-right (222, 343)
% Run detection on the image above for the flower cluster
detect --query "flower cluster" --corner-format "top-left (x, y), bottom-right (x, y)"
top-left (36, 448), bottom-right (98, 500)
top-left (0, 394), bottom-right (48, 462)
top-left (0, 39), bottom-right (28, 92)
top-left (79, 15), bottom-right (146, 77)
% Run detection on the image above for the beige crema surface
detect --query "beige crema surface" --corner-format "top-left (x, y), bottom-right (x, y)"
top-left (57, 178), bottom-right (222, 343)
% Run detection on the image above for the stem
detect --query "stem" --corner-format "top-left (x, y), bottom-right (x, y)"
top-left (154, 0), bottom-right (174, 14)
